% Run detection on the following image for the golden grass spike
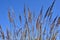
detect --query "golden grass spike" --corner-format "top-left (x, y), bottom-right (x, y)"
top-left (50, 16), bottom-right (57, 34)
top-left (0, 25), bottom-right (5, 40)
top-left (50, 0), bottom-right (56, 11)
top-left (53, 16), bottom-right (57, 24)
top-left (49, 11), bottom-right (53, 21)
top-left (36, 19), bottom-right (40, 30)
top-left (28, 8), bottom-right (32, 23)
top-left (51, 35), bottom-right (56, 40)
top-left (44, 0), bottom-right (55, 19)
top-left (1, 32), bottom-right (5, 40)
top-left (50, 24), bottom-right (54, 34)
top-left (8, 9), bottom-right (10, 18)
top-left (48, 0), bottom-right (55, 17)
top-left (8, 9), bottom-right (14, 23)
top-left (40, 23), bottom-right (42, 32)
top-left (38, 6), bottom-right (43, 22)
top-left (56, 17), bottom-right (60, 26)
top-left (19, 15), bottom-right (22, 23)
top-left (51, 33), bottom-right (56, 40)
top-left (24, 4), bottom-right (26, 18)
top-left (6, 26), bottom-right (11, 40)
top-left (44, 6), bottom-right (50, 19)
top-left (12, 8), bottom-right (16, 18)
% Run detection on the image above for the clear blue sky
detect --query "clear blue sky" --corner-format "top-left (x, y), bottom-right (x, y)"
top-left (0, 0), bottom-right (60, 39)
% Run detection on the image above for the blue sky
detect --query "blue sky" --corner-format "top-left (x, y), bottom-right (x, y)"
top-left (0, 0), bottom-right (60, 39)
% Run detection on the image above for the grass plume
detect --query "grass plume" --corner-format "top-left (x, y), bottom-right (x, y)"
top-left (0, 0), bottom-right (60, 40)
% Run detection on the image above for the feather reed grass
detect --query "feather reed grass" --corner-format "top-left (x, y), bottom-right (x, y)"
top-left (0, 0), bottom-right (60, 40)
